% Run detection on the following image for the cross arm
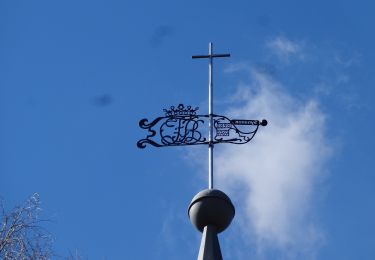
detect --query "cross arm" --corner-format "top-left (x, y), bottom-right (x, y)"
top-left (192, 54), bottom-right (231, 59)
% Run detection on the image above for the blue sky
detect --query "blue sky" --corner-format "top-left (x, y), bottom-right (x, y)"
top-left (1, 0), bottom-right (375, 259)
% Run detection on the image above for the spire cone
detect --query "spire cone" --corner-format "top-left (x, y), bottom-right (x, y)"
top-left (188, 189), bottom-right (235, 260)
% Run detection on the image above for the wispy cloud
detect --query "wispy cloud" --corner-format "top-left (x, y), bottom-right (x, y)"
top-left (267, 36), bottom-right (305, 63)
top-left (224, 62), bottom-right (251, 73)
top-left (212, 70), bottom-right (331, 259)
top-left (311, 49), bottom-right (363, 111)
top-left (334, 51), bottom-right (361, 68)
top-left (154, 201), bottom-right (199, 259)
top-left (185, 36), bottom-right (365, 259)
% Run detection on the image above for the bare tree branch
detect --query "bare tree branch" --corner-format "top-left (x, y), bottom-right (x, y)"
top-left (0, 194), bottom-right (53, 260)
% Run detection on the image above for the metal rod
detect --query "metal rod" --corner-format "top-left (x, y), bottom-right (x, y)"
top-left (192, 54), bottom-right (230, 59)
top-left (208, 42), bottom-right (214, 189)
top-left (192, 43), bottom-right (230, 189)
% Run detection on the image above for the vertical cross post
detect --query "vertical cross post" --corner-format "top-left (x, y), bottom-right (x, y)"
top-left (192, 43), bottom-right (230, 189)
top-left (208, 43), bottom-right (214, 190)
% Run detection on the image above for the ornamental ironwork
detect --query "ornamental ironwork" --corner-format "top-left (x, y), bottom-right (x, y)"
top-left (137, 104), bottom-right (267, 148)
top-left (137, 43), bottom-right (267, 191)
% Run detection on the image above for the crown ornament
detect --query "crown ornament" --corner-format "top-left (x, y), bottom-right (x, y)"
top-left (163, 104), bottom-right (199, 117)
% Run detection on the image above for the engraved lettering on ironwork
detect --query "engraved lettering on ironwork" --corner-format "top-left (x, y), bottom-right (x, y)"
top-left (231, 119), bottom-right (259, 125)
top-left (216, 123), bottom-right (232, 128)
top-left (137, 104), bottom-right (267, 148)
top-left (160, 117), bottom-right (204, 145)
top-left (216, 130), bottom-right (229, 136)
top-left (137, 104), bottom-right (208, 148)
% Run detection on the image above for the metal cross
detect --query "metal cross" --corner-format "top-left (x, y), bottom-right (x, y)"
top-left (192, 42), bottom-right (230, 189)
top-left (137, 43), bottom-right (267, 190)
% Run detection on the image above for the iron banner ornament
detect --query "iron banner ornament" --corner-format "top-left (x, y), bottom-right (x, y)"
top-left (137, 104), bottom-right (267, 148)
top-left (137, 43), bottom-right (267, 260)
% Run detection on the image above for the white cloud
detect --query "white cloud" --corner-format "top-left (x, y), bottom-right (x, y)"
top-left (213, 70), bottom-right (331, 259)
top-left (267, 36), bottom-right (305, 63)
top-left (223, 62), bottom-right (251, 73)
top-left (334, 52), bottom-right (361, 67)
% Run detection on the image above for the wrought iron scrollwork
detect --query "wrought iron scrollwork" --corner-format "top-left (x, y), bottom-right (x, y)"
top-left (137, 104), bottom-right (267, 148)
top-left (137, 104), bottom-right (208, 148)
top-left (213, 115), bottom-right (267, 144)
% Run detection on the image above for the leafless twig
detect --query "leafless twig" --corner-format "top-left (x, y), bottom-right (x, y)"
top-left (0, 194), bottom-right (53, 260)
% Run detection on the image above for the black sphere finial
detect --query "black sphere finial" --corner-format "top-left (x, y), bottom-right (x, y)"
top-left (188, 189), bottom-right (235, 233)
